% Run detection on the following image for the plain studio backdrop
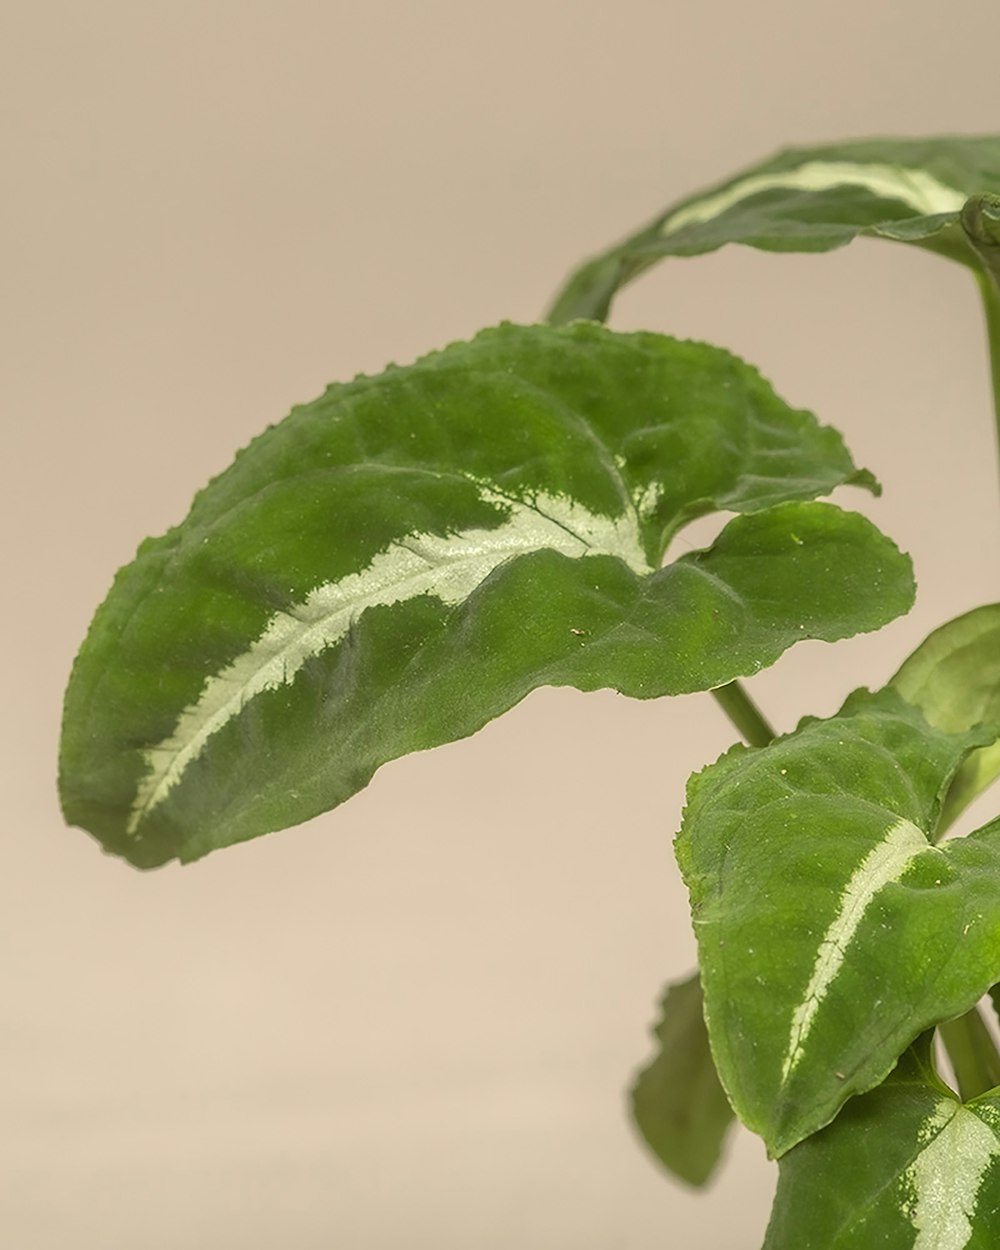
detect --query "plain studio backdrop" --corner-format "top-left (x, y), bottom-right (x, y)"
top-left (5, 3), bottom-right (1000, 1246)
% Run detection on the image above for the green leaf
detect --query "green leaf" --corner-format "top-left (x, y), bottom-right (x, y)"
top-left (547, 136), bottom-right (1000, 323)
top-left (676, 688), bottom-right (1000, 1157)
top-left (630, 972), bottom-right (735, 1187)
top-left (60, 322), bottom-right (912, 868)
top-left (892, 605), bottom-right (1000, 830)
top-left (763, 1034), bottom-right (1000, 1249)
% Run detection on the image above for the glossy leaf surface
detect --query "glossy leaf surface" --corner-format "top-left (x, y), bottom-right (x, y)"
top-left (677, 688), bottom-right (1000, 1156)
top-left (548, 136), bottom-right (1000, 323)
top-left (60, 322), bottom-right (911, 867)
top-left (763, 1036), bottom-right (1000, 1249)
top-left (630, 972), bottom-right (734, 1187)
top-left (892, 605), bottom-right (1000, 829)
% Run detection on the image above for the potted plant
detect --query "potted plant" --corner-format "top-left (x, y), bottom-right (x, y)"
top-left (60, 134), bottom-right (1000, 1246)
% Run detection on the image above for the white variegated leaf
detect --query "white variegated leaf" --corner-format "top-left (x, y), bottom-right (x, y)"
top-left (677, 687), bottom-right (1000, 1156)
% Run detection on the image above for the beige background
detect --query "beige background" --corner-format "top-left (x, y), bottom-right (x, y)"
top-left (6, 2), bottom-right (1000, 1246)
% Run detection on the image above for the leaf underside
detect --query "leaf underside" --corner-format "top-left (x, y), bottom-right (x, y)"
top-left (59, 322), bottom-right (911, 867)
top-left (892, 604), bottom-right (1000, 829)
top-left (547, 135), bottom-right (1000, 324)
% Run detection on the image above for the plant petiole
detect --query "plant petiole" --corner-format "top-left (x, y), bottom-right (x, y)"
top-left (711, 681), bottom-right (777, 748)
top-left (938, 1003), bottom-right (1000, 1101)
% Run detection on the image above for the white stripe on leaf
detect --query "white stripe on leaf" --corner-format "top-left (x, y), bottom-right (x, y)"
top-left (661, 161), bottom-right (964, 239)
top-left (126, 490), bottom-right (651, 835)
top-left (903, 1100), bottom-right (1000, 1249)
top-left (780, 817), bottom-right (930, 1084)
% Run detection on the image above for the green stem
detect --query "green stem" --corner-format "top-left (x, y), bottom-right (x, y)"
top-left (711, 681), bottom-right (776, 748)
top-left (926, 203), bottom-right (1000, 1103)
top-left (938, 1005), bottom-right (1000, 1101)
top-left (961, 197), bottom-right (1000, 486)
top-left (976, 272), bottom-right (1000, 478)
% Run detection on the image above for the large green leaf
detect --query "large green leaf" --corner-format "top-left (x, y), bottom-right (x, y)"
top-left (630, 972), bottom-right (735, 1187)
top-left (892, 605), bottom-right (1000, 830)
top-left (676, 688), bottom-right (1000, 1157)
top-left (763, 1034), bottom-right (1000, 1249)
top-left (547, 136), bottom-right (1000, 323)
top-left (60, 322), bottom-right (912, 868)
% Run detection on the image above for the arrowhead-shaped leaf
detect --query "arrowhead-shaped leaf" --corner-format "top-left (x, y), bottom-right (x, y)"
top-left (60, 322), bottom-right (912, 867)
top-left (676, 688), bottom-right (1000, 1156)
top-left (548, 136), bottom-right (1000, 323)
top-left (892, 605), bottom-right (1000, 830)
top-left (763, 1034), bottom-right (1000, 1249)
top-left (630, 972), bottom-right (735, 1187)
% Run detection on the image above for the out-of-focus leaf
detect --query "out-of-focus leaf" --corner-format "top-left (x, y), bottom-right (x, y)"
top-left (548, 136), bottom-right (1000, 323)
top-left (630, 972), bottom-right (734, 1186)
top-left (892, 604), bottom-right (1000, 829)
